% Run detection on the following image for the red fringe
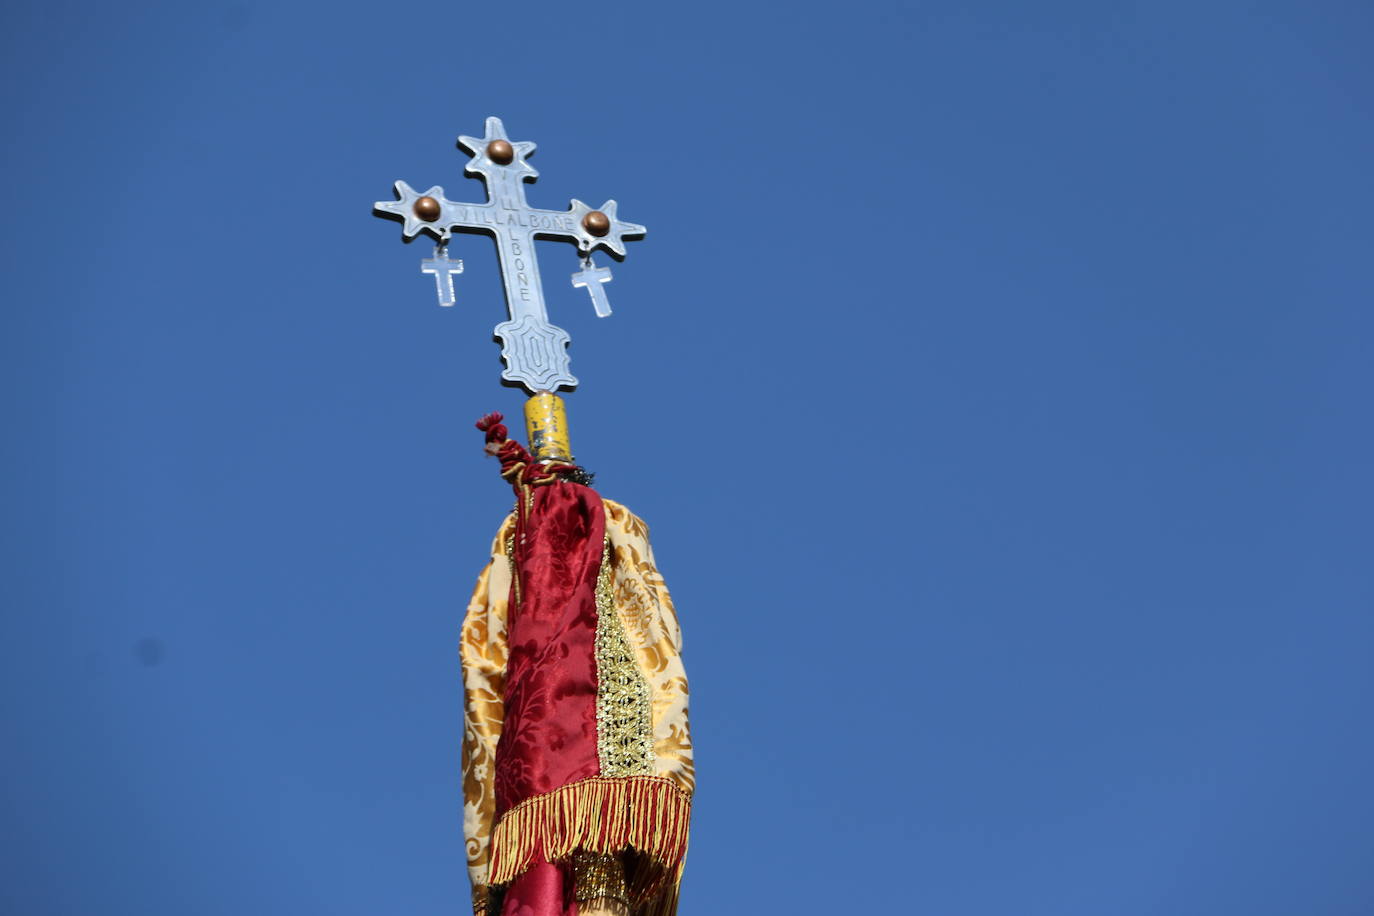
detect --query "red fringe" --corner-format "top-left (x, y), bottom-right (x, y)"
top-left (487, 775), bottom-right (692, 908)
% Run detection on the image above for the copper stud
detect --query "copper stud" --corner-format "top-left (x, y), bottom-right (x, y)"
top-left (487, 139), bottom-right (514, 164)
top-left (582, 210), bottom-right (611, 237)
top-left (413, 196), bottom-right (441, 222)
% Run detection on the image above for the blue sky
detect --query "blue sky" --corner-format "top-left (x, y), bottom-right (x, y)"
top-left (3, 2), bottom-right (1373, 913)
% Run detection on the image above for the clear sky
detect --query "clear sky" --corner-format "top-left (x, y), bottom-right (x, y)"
top-left (4, 1), bottom-right (1373, 914)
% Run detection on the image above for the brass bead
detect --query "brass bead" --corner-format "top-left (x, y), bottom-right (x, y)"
top-left (487, 139), bottom-right (514, 164)
top-left (413, 196), bottom-right (441, 222)
top-left (582, 210), bottom-right (611, 237)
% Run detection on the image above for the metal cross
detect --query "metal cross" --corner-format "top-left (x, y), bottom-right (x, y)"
top-left (374, 116), bottom-right (646, 393)
top-left (571, 262), bottom-right (614, 318)
top-left (421, 245), bottom-right (464, 307)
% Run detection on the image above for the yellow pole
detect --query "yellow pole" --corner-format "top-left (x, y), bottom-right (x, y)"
top-left (523, 391), bottom-right (573, 463)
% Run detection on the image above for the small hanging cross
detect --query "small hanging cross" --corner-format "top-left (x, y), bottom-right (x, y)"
top-left (421, 244), bottom-right (464, 307)
top-left (571, 259), bottom-right (614, 318)
top-left (373, 116), bottom-right (646, 393)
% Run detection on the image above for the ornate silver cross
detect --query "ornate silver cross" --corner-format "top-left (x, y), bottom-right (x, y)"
top-left (373, 116), bottom-right (646, 393)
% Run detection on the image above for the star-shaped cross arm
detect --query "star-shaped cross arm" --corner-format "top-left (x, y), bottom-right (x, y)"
top-left (373, 117), bottom-right (647, 393)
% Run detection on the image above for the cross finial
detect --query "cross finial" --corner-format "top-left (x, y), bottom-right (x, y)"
top-left (374, 117), bottom-right (646, 393)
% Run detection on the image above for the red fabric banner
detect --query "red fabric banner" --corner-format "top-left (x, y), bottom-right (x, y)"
top-left (501, 862), bottom-right (575, 916)
top-left (494, 481), bottom-right (606, 816)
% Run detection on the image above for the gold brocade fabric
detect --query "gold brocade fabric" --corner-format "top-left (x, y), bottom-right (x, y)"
top-left (602, 501), bottom-right (695, 796)
top-left (460, 517), bottom-right (513, 903)
top-left (459, 498), bottom-right (694, 910)
top-left (595, 538), bottom-right (656, 778)
top-left (572, 851), bottom-right (630, 905)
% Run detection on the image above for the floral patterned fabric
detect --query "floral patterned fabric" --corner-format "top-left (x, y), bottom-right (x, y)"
top-left (460, 497), bottom-right (694, 913)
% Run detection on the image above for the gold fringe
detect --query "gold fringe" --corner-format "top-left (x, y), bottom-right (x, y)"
top-left (487, 775), bottom-right (692, 907)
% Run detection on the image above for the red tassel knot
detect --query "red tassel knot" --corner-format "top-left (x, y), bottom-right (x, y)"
top-left (474, 411), bottom-right (582, 496)
top-left (475, 412), bottom-right (509, 449)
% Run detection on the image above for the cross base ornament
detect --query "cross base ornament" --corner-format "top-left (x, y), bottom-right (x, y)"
top-left (374, 116), bottom-right (646, 393)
